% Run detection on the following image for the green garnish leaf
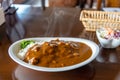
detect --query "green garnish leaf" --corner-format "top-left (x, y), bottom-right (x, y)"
top-left (20, 40), bottom-right (35, 49)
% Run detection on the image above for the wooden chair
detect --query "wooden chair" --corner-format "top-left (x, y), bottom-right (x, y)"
top-left (49, 0), bottom-right (78, 7)
top-left (14, 0), bottom-right (23, 4)
top-left (96, 0), bottom-right (102, 10)
top-left (48, 0), bottom-right (94, 9)
top-left (105, 0), bottom-right (120, 7)
top-left (96, 0), bottom-right (120, 10)
top-left (78, 0), bottom-right (94, 9)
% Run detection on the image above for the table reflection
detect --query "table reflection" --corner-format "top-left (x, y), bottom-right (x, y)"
top-left (96, 48), bottom-right (120, 63)
top-left (5, 13), bottom-right (25, 42)
top-left (12, 64), bottom-right (94, 80)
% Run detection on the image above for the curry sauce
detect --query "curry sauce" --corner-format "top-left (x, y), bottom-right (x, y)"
top-left (24, 39), bottom-right (92, 68)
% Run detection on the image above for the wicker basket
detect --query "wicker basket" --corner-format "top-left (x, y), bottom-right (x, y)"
top-left (80, 10), bottom-right (120, 31)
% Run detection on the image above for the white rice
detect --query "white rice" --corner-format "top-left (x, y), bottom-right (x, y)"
top-left (17, 42), bottom-right (44, 60)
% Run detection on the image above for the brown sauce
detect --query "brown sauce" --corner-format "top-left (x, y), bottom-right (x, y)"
top-left (24, 39), bottom-right (92, 68)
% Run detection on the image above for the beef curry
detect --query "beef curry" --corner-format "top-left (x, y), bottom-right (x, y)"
top-left (24, 39), bottom-right (92, 68)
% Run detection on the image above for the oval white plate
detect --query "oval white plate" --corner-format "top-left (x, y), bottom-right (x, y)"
top-left (8, 37), bottom-right (99, 72)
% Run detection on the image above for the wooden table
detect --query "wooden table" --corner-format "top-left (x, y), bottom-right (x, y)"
top-left (0, 4), bottom-right (120, 80)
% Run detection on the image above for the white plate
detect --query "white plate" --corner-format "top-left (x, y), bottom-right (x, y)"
top-left (8, 37), bottom-right (99, 72)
